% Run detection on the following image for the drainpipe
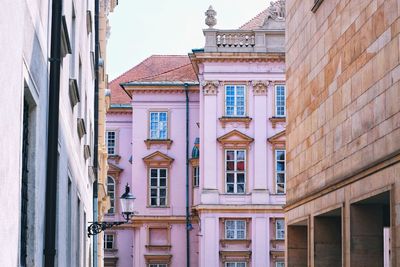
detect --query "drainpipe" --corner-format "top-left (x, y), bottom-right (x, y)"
top-left (44, 0), bottom-right (63, 266)
top-left (184, 83), bottom-right (190, 267)
top-left (93, 0), bottom-right (100, 266)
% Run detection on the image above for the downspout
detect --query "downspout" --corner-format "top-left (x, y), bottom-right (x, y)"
top-left (93, 0), bottom-right (100, 266)
top-left (184, 83), bottom-right (190, 267)
top-left (44, 0), bottom-right (63, 266)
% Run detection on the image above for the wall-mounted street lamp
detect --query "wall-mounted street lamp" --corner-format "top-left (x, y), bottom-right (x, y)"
top-left (88, 183), bottom-right (136, 236)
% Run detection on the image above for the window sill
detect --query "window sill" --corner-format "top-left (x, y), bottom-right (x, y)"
top-left (269, 117), bottom-right (286, 128)
top-left (147, 205), bottom-right (170, 209)
top-left (220, 239), bottom-right (251, 248)
top-left (219, 116), bottom-right (252, 128)
top-left (145, 244), bottom-right (172, 251)
top-left (108, 154), bottom-right (121, 164)
top-left (144, 139), bottom-right (173, 149)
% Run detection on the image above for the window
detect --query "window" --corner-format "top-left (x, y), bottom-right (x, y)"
top-left (193, 166), bottom-right (199, 187)
top-left (226, 262), bottom-right (246, 267)
top-left (225, 85), bottom-right (246, 117)
top-left (275, 150), bottom-right (286, 194)
top-left (225, 150), bottom-right (246, 194)
top-left (275, 85), bottom-right (286, 117)
top-left (104, 234), bottom-right (114, 250)
top-left (276, 219), bottom-right (285, 240)
top-left (150, 111), bottom-right (168, 139)
top-left (107, 176), bottom-right (115, 214)
top-left (149, 168), bottom-right (167, 207)
top-left (276, 262), bottom-right (285, 267)
top-left (106, 131), bottom-right (116, 155)
top-left (225, 220), bottom-right (246, 240)
top-left (149, 264), bottom-right (167, 267)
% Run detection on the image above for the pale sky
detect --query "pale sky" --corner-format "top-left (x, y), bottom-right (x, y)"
top-left (107, 0), bottom-right (268, 80)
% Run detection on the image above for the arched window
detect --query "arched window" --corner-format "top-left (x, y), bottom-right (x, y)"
top-left (107, 176), bottom-right (115, 214)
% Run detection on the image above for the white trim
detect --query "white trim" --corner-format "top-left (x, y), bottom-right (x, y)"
top-left (275, 84), bottom-right (286, 117)
top-left (225, 220), bottom-right (246, 240)
top-left (225, 85), bottom-right (246, 117)
top-left (225, 149), bottom-right (246, 194)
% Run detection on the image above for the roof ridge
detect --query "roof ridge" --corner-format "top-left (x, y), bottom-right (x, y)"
top-left (239, 8), bottom-right (267, 30)
top-left (136, 63), bottom-right (193, 81)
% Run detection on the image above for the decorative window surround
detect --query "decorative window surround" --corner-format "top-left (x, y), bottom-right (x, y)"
top-left (69, 78), bottom-right (80, 108)
top-left (144, 254), bottom-right (172, 265)
top-left (269, 117), bottom-right (286, 128)
top-left (77, 118), bottom-right (86, 139)
top-left (149, 168), bottom-right (168, 207)
top-left (149, 111), bottom-right (169, 140)
top-left (144, 139), bottom-right (173, 150)
top-left (224, 219), bottom-right (247, 240)
top-left (220, 239), bottom-right (252, 248)
top-left (218, 116), bottom-right (252, 129)
top-left (220, 251), bottom-right (251, 263)
top-left (267, 130), bottom-right (286, 147)
top-left (107, 176), bottom-right (116, 214)
top-left (104, 233), bottom-right (115, 250)
top-left (143, 151), bottom-right (174, 168)
top-left (217, 130), bottom-right (254, 149)
top-left (225, 150), bottom-right (246, 194)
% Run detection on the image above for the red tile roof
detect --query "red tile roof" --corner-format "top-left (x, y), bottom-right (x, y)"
top-left (108, 55), bottom-right (197, 104)
top-left (239, 9), bottom-right (268, 30)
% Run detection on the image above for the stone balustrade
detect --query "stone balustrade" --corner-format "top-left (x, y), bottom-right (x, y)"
top-left (204, 29), bottom-right (285, 53)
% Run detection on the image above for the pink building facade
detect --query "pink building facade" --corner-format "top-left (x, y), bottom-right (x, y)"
top-left (105, 3), bottom-right (287, 266)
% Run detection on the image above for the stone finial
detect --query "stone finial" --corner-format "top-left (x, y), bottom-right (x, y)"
top-left (266, 0), bottom-right (285, 20)
top-left (205, 5), bottom-right (217, 28)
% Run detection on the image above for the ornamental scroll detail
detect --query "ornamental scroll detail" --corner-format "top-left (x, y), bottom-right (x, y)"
top-left (202, 81), bottom-right (220, 95)
top-left (252, 81), bottom-right (270, 95)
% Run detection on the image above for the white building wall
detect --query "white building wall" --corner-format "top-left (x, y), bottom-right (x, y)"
top-left (0, 0), bottom-right (95, 266)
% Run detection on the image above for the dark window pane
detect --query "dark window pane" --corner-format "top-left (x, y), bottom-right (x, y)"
top-left (150, 189), bottom-right (157, 197)
top-left (150, 178), bottom-right (157, 186)
top-left (159, 178), bottom-right (166, 186)
top-left (159, 169), bottom-right (167, 177)
top-left (236, 161), bottom-right (245, 171)
top-left (277, 162), bottom-right (285, 171)
top-left (226, 173), bottom-right (234, 183)
top-left (159, 198), bottom-right (166, 206)
top-left (226, 161), bottom-right (235, 171)
top-left (226, 151), bottom-right (234, 160)
top-left (237, 184), bottom-right (245, 193)
top-left (151, 169), bottom-right (158, 177)
top-left (227, 184), bottom-right (234, 193)
top-left (237, 173), bottom-right (245, 183)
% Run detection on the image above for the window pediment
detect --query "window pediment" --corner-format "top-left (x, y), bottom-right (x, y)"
top-left (267, 130), bottom-right (286, 147)
top-left (217, 130), bottom-right (254, 148)
top-left (143, 151), bottom-right (174, 167)
top-left (108, 163), bottom-right (123, 177)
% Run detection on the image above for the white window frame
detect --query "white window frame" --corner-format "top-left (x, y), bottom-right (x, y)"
top-left (106, 130), bottom-right (116, 155)
top-left (103, 233), bottom-right (115, 250)
top-left (149, 264), bottom-right (167, 267)
top-left (276, 261), bottom-right (285, 267)
top-left (193, 166), bottom-right (199, 187)
top-left (275, 150), bottom-right (286, 194)
top-left (107, 176), bottom-right (115, 214)
top-left (225, 149), bottom-right (246, 194)
top-left (276, 219), bottom-right (285, 240)
top-left (149, 168), bottom-right (168, 207)
top-left (225, 220), bottom-right (246, 240)
top-left (275, 84), bottom-right (286, 117)
top-left (225, 85), bottom-right (246, 117)
top-left (149, 111), bottom-right (168, 139)
top-left (225, 262), bottom-right (247, 267)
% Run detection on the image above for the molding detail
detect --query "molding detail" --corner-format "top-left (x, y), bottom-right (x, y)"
top-left (202, 80), bottom-right (219, 95)
top-left (219, 250), bottom-right (252, 263)
top-left (218, 117), bottom-right (252, 128)
top-left (217, 130), bottom-right (254, 148)
top-left (144, 139), bottom-right (173, 149)
top-left (144, 254), bottom-right (172, 264)
top-left (220, 239), bottom-right (252, 248)
top-left (269, 117), bottom-right (286, 128)
top-left (267, 130), bottom-right (286, 147)
top-left (143, 151), bottom-right (174, 167)
top-left (252, 81), bottom-right (269, 95)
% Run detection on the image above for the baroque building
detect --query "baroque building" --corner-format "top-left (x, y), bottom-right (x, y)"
top-left (0, 0), bottom-right (97, 266)
top-left (285, 0), bottom-right (400, 266)
top-left (105, 2), bottom-right (288, 266)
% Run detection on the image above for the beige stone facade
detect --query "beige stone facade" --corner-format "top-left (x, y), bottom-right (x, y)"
top-left (285, 0), bottom-right (400, 266)
top-left (97, 1), bottom-right (118, 266)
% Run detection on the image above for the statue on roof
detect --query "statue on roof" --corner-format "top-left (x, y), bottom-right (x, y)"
top-left (266, 0), bottom-right (285, 21)
top-left (205, 6), bottom-right (217, 28)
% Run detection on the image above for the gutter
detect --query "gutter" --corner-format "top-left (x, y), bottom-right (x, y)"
top-left (185, 83), bottom-right (191, 267)
top-left (44, 0), bottom-right (63, 266)
top-left (92, 0), bottom-right (99, 266)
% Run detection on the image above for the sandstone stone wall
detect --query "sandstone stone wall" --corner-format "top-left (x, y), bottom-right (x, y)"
top-left (286, 0), bottom-right (400, 205)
